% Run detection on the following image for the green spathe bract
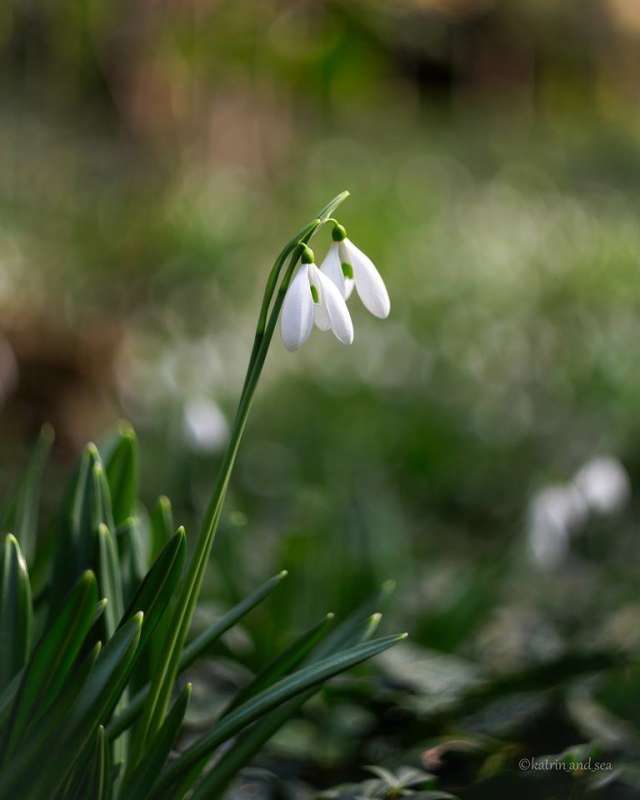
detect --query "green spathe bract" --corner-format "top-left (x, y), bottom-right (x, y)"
top-left (0, 192), bottom-right (405, 799)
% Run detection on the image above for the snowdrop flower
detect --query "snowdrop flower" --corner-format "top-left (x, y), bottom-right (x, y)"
top-left (320, 223), bottom-right (390, 319)
top-left (280, 245), bottom-right (353, 351)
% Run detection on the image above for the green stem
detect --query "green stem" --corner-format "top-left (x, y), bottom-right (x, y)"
top-left (134, 193), bottom-right (349, 756)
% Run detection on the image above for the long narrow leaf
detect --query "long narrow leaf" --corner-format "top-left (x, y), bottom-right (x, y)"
top-left (98, 522), bottom-right (124, 638)
top-left (122, 683), bottom-right (191, 800)
top-left (224, 612), bottom-right (335, 716)
top-left (0, 641), bottom-right (102, 800)
top-left (0, 535), bottom-right (32, 692)
top-left (106, 570), bottom-right (287, 740)
top-left (149, 496), bottom-right (173, 563)
top-left (33, 613), bottom-right (143, 799)
top-left (1, 570), bottom-right (99, 759)
top-left (190, 612), bottom-right (384, 799)
top-left (154, 633), bottom-right (406, 793)
top-left (104, 423), bottom-right (138, 528)
top-left (49, 445), bottom-right (102, 616)
top-left (121, 528), bottom-right (186, 652)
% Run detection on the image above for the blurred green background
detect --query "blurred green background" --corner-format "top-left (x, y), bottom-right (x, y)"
top-left (3, 0), bottom-right (640, 797)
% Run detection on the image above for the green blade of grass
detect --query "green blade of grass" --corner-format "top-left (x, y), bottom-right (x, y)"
top-left (154, 632), bottom-right (406, 794)
top-left (0, 535), bottom-right (32, 693)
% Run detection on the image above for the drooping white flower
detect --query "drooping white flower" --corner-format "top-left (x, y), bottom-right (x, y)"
top-left (280, 249), bottom-right (353, 351)
top-left (319, 225), bottom-right (390, 319)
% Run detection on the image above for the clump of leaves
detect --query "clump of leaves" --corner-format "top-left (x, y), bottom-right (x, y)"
top-left (0, 194), bottom-right (405, 799)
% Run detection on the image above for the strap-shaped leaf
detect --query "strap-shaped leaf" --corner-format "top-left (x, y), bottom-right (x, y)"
top-left (154, 633), bottom-right (406, 794)
top-left (49, 445), bottom-right (103, 614)
top-left (106, 570), bottom-right (288, 740)
top-left (104, 423), bottom-right (138, 528)
top-left (1, 424), bottom-right (53, 564)
top-left (0, 535), bottom-right (32, 692)
top-left (189, 611), bottom-right (384, 799)
top-left (177, 613), bottom-right (339, 799)
top-left (224, 612), bottom-right (335, 716)
top-left (122, 682), bottom-right (191, 800)
top-left (121, 528), bottom-right (185, 655)
top-left (0, 670), bottom-right (21, 729)
top-left (98, 522), bottom-right (124, 638)
top-left (1, 570), bottom-right (99, 759)
top-left (32, 613), bottom-right (143, 799)
top-left (0, 641), bottom-right (101, 800)
top-left (149, 496), bottom-right (173, 563)
top-left (58, 724), bottom-right (107, 800)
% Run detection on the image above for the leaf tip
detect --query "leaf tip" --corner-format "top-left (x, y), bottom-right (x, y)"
top-left (278, 569), bottom-right (289, 579)
top-left (86, 442), bottom-right (100, 458)
top-left (117, 419), bottom-right (136, 440)
top-left (81, 568), bottom-right (97, 585)
top-left (40, 421), bottom-right (55, 443)
top-left (381, 579), bottom-right (396, 596)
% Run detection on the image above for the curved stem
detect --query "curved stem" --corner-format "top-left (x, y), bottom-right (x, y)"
top-left (134, 194), bottom-right (349, 754)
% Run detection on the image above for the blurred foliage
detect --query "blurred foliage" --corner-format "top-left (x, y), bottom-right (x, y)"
top-left (2, 0), bottom-right (640, 797)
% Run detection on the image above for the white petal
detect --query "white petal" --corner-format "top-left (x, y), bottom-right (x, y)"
top-left (342, 238), bottom-right (390, 318)
top-left (312, 265), bottom-right (354, 346)
top-left (280, 265), bottom-right (314, 351)
top-left (320, 243), bottom-right (354, 299)
top-left (314, 301), bottom-right (331, 331)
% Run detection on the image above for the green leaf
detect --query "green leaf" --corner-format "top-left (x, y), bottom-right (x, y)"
top-left (189, 612), bottom-right (383, 800)
top-left (32, 613), bottom-right (143, 799)
top-left (0, 535), bottom-right (32, 692)
top-left (1, 570), bottom-right (99, 759)
top-left (154, 633), bottom-right (407, 794)
top-left (98, 522), bottom-right (125, 638)
top-left (104, 423), bottom-right (138, 528)
top-left (122, 683), bottom-right (191, 800)
top-left (149, 496), bottom-right (173, 563)
top-left (0, 670), bottom-right (21, 730)
top-left (121, 528), bottom-right (186, 655)
top-left (59, 724), bottom-right (108, 800)
top-left (1, 424), bottom-right (53, 564)
top-left (106, 570), bottom-right (288, 741)
top-left (49, 444), bottom-right (103, 615)
top-left (0, 641), bottom-right (102, 800)
top-left (317, 189), bottom-right (350, 222)
top-left (224, 612), bottom-right (335, 715)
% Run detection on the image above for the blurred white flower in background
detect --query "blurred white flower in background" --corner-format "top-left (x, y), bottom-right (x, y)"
top-left (527, 485), bottom-right (588, 570)
top-left (527, 454), bottom-right (630, 570)
top-left (183, 398), bottom-right (229, 452)
top-left (573, 456), bottom-right (630, 514)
